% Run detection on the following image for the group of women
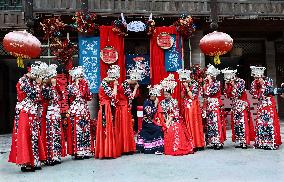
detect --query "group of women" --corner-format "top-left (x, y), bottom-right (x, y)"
top-left (8, 61), bottom-right (283, 172)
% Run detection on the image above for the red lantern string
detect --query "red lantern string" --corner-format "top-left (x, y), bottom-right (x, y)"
top-left (112, 19), bottom-right (128, 37)
top-left (173, 14), bottom-right (196, 39)
top-left (73, 11), bottom-right (98, 34)
top-left (40, 17), bottom-right (65, 41)
top-left (145, 19), bottom-right (156, 36)
top-left (52, 39), bottom-right (77, 71)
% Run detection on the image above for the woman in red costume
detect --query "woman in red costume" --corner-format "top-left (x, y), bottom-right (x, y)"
top-left (157, 74), bottom-right (194, 156)
top-left (177, 69), bottom-right (205, 151)
top-left (42, 64), bottom-right (66, 165)
top-left (9, 62), bottom-right (46, 172)
top-left (115, 63), bottom-right (142, 155)
top-left (95, 65), bottom-right (120, 159)
top-left (202, 64), bottom-right (226, 150)
top-left (222, 68), bottom-right (255, 149)
top-left (67, 66), bottom-right (93, 159)
top-left (250, 66), bottom-right (282, 150)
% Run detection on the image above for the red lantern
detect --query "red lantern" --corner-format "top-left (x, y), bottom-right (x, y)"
top-left (100, 46), bottom-right (118, 64)
top-left (3, 30), bottom-right (41, 68)
top-left (199, 31), bottom-right (233, 65)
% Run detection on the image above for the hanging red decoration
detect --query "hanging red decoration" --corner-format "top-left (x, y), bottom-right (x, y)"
top-left (199, 31), bottom-right (233, 65)
top-left (173, 14), bottom-right (196, 39)
top-left (157, 32), bottom-right (174, 49)
top-left (145, 19), bottom-right (156, 36)
top-left (100, 46), bottom-right (118, 64)
top-left (3, 30), bottom-right (41, 68)
top-left (40, 17), bottom-right (65, 41)
top-left (73, 11), bottom-right (98, 34)
top-left (52, 39), bottom-right (77, 71)
top-left (112, 19), bottom-right (128, 37)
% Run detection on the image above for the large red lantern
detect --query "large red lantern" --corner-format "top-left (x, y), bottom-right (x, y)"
top-left (199, 31), bottom-right (233, 65)
top-left (3, 30), bottom-right (41, 68)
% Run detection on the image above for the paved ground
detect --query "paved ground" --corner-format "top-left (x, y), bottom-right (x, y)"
top-left (1, 128), bottom-right (284, 182)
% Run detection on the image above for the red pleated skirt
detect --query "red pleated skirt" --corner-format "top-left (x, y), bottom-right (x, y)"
top-left (95, 102), bottom-right (118, 159)
top-left (183, 99), bottom-right (205, 148)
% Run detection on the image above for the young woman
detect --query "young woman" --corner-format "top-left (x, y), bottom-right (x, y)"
top-left (67, 66), bottom-right (93, 159)
top-left (157, 74), bottom-right (194, 156)
top-left (178, 69), bottom-right (205, 151)
top-left (222, 69), bottom-right (255, 149)
top-left (115, 66), bottom-right (142, 155)
top-left (9, 62), bottom-right (46, 172)
top-left (202, 64), bottom-right (226, 150)
top-left (250, 66), bottom-right (282, 150)
top-left (95, 65), bottom-right (120, 159)
top-left (42, 64), bottom-right (65, 165)
top-left (136, 85), bottom-right (164, 154)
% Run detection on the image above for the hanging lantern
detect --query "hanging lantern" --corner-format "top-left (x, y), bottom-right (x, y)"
top-left (157, 32), bottom-right (174, 49)
top-left (100, 46), bottom-right (118, 64)
top-left (199, 31), bottom-right (233, 65)
top-left (3, 30), bottom-right (41, 68)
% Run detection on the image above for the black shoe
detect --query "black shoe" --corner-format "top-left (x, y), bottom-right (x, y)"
top-left (21, 166), bottom-right (35, 172)
top-left (83, 156), bottom-right (91, 159)
top-left (197, 147), bottom-right (205, 151)
top-left (34, 166), bottom-right (42, 170)
top-left (235, 145), bottom-right (242, 148)
top-left (74, 156), bottom-right (84, 160)
top-left (53, 160), bottom-right (61, 165)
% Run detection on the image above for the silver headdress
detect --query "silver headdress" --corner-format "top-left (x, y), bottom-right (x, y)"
top-left (148, 84), bottom-right (162, 96)
top-left (69, 66), bottom-right (85, 80)
top-left (107, 65), bottom-right (120, 81)
top-left (221, 68), bottom-right (237, 81)
top-left (160, 74), bottom-right (177, 92)
top-left (250, 66), bottom-right (266, 77)
top-left (30, 61), bottom-right (48, 79)
top-left (176, 69), bottom-right (191, 81)
top-left (206, 64), bottom-right (220, 77)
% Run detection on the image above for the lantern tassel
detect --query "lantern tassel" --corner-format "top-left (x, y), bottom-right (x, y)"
top-left (17, 57), bottom-right (24, 68)
top-left (214, 55), bottom-right (221, 65)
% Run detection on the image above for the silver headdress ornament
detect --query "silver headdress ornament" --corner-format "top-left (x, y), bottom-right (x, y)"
top-left (148, 84), bottom-right (163, 96)
top-left (206, 64), bottom-right (221, 77)
top-left (30, 61), bottom-right (48, 79)
top-left (176, 69), bottom-right (191, 81)
top-left (69, 66), bottom-right (85, 80)
top-left (46, 64), bottom-right (58, 79)
top-left (221, 68), bottom-right (237, 81)
top-left (160, 74), bottom-right (177, 92)
top-left (107, 65), bottom-right (120, 81)
top-left (128, 62), bottom-right (146, 81)
top-left (250, 66), bottom-right (266, 77)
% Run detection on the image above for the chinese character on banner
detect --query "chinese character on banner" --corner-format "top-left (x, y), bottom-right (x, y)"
top-left (79, 36), bottom-right (100, 93)
top-left (165, 34), bottom-right (182, 71)
top-left (126, 54), bottom-right (150, 85)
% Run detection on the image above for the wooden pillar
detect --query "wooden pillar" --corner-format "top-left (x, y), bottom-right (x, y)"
top-left (81, 0), bottom-right (88, 12)
top-left (210, 0), bottom-right (218, 30)
top-left (23, 0), bottom-right (34, 30)
top-left (265, 40), bottom-right (278, 108)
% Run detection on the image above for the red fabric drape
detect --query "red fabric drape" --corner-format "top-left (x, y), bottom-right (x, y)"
top-left (150, 26), bottom-right (182, 102)
top-left (100, 26), bottom-right (125, 83)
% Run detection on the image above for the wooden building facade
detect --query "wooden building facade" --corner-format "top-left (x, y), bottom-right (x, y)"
top-left (1, 0), bottom-right (284, 133)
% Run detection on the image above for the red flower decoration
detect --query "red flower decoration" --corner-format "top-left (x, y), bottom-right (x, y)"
top-left (73, 11), bottom-right (98, 34)
top-left (40, 17), bottom-right (65, 41)
top-left (52, 39), bottom-right (77, 70)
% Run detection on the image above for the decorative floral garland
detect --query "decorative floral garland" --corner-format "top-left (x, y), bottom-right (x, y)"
top-left (112, 19), bottom-right (128, 37)
top-left (40, 17), bottom-right (65, 41)
top-left (145, 19), bottom-right (156, 36)
top-left (52, 39), bottom-right (77, 71)
top-left (101, 80), bottom-right (116, 107)
top-left (173, 14), bottom-right (196, 39)
top-left (72, 11), bottom-right (98, 34)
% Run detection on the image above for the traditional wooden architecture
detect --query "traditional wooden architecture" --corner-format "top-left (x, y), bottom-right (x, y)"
top-left (1, 0), bottom-right (284, 133)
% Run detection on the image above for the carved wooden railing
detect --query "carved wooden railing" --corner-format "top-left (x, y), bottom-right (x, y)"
top-left (31, 0), bottom-right (284, 17)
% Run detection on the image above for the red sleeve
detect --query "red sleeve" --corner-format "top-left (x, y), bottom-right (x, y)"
top-left (224, 83), bottom-right (234, 98)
